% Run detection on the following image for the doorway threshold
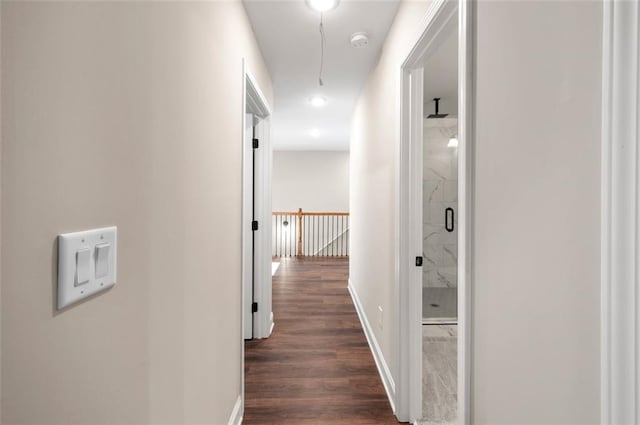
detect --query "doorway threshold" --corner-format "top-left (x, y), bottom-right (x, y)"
top-left (422, 318), bottom-right (457, 325)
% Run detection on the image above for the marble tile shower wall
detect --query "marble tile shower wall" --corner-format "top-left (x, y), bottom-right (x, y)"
top-left (423, 117), bottom-right (458, 289)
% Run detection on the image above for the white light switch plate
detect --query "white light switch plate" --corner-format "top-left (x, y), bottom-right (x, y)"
top-left (57, 226), bottom-right (117, 309)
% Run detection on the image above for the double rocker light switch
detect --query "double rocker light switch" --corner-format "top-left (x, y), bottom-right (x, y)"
top-left (58, 227), bottom-right (117, 309)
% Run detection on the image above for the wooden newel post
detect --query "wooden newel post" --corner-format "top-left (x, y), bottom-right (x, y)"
top-left (297, 208), bottom-right (303, 256)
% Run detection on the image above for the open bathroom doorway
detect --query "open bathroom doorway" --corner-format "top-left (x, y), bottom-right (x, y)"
top-left (420, 19), bottom-right (459, 425)
top-left (395, 0), bottom-right (473, 422)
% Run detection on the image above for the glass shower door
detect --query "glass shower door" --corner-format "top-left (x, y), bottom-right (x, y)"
top-left (422, 117), bottom-right (458, 323)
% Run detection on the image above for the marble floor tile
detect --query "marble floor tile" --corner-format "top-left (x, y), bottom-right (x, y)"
top-left (418, 324), bottom-right (457, 425)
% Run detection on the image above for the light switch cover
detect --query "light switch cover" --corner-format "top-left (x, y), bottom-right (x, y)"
top-left (57, 227), bottom-right (117, 309)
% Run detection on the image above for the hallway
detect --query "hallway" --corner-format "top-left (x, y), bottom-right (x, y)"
top-left (0, 1), bottom-right (615, 424)
top-left (244, 258), bottom-right (399, 424)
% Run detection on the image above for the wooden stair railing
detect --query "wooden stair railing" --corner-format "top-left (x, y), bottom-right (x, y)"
top-left (272, 209), bottom-right (349, 257)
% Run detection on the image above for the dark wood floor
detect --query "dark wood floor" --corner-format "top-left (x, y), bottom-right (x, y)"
top-left (244, 257), bottom-right (402, 425)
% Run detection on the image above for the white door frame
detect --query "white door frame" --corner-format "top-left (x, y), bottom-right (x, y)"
top-left (242, 64), bottom-right (273, 341)
top-left (601, 1), bottom-right (640, 423)
top-left (240, 60), bottom-right (273, 420)
top-left (243, 112), bottom-right (255, 341)
top-left (395, 0), bottom-right (473, 422)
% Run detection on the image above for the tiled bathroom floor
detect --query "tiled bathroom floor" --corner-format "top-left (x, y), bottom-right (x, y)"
top-left (418, 324), bottom-right (457, 425)
top-left (423, 287), bottom-right (457, 321)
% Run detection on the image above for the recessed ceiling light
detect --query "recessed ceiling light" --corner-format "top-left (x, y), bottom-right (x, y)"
top-left (306, 0), bottom-right (340, 12)
top-left (310, 96), bottom-right (327, 107)
top-left (448, 137), bottom-right (459, 148)
top-left (310, 129), bottom-right (321, 138)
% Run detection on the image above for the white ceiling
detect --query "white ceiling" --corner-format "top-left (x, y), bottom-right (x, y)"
top-left (243, 0), bottom-right (400, 151)
top-left (423, 24), bottom-right (458, 117)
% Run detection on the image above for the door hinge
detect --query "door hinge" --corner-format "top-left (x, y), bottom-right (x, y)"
top-left (252, 138), bottom-right (259, 149)
top-left (415, 256), bottom-right (423, 267)
top-left (252, 302), bottom-right (258, 313)
top-left (252, 220), bottom-right (259, 231)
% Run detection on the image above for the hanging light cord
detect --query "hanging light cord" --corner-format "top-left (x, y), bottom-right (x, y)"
top-left (318, 12), bottom-right (326, 86)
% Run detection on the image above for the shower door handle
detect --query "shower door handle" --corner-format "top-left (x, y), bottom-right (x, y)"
top-left (445, 208), bottom-right (454, 232)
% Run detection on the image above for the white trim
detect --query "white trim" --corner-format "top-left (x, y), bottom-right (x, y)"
top-left (253, 116), bottom-right (273, 340)
top-left (400, 66), bottom-right (426, 422)
top-left (240, 61), bottom-right (248, 417)
top-left (457, 1), bottom-right (473, 423)
top-left (401, 0), bottom-right (457, 70)
top-left (396, 0), bottom-right (473, 423)
top-left (245, 70), bottom-right (272, 118)
top-left (241, 59), bottom-right (273, 423)
top-left (242, 64), bottom-right (273, 341)
top-left (601, 1), bottom-right (640, 423)
top-left (227, 395), bottom-right (243, 425)
top-left (348, 279), bottom-right (396, 413)
top-left (242, 113), bottom-right (254, 340)
top-left (394, 53), bottom-right (414, 424)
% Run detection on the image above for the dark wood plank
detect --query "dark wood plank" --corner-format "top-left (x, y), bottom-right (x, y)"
top-left (244, 257), bottom-right (403, 425)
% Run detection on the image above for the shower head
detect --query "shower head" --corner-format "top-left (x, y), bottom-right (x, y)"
top-left (427, 98), bottom-right (448, 118)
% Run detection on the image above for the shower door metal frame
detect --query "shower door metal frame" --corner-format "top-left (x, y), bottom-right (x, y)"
top-left (395, 0), bottom-right (474, 423)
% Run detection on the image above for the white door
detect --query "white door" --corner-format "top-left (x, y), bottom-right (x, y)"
top-left (243, 113), bottom-right (254, 339)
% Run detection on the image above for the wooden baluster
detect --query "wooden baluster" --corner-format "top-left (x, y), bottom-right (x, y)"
top-left (297, 208), bottom-right (303, 256)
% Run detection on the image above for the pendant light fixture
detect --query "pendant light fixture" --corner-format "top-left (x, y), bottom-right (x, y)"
top-left (306, 0), bottom-right (339, 12)
top-left (305, 0), bottom-right (339, 86)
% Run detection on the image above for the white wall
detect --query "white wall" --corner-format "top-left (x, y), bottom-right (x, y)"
top-left (272, 151), bottom-right (349, 212)
top-left (350, 0), bottom-right (434, 393)
top-left (472, 2), bottom-right (601, 422)
top-left (0, 3), bottom-right (3, 420)
top-left (1, 2), bottom-right (272, 424)
top-left (350, 0), bottom-right (601, 423)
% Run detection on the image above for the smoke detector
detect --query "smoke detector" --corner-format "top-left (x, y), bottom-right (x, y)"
top-left (350, 32), bottom-right (369, 48)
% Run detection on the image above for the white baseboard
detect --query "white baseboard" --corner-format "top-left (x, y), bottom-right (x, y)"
top-left (227, 395), bottom-right (242, 425)
top-left (348, 278), bottom-right (396, 412)
top-left (269, 312), bottom-right (275, 336)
